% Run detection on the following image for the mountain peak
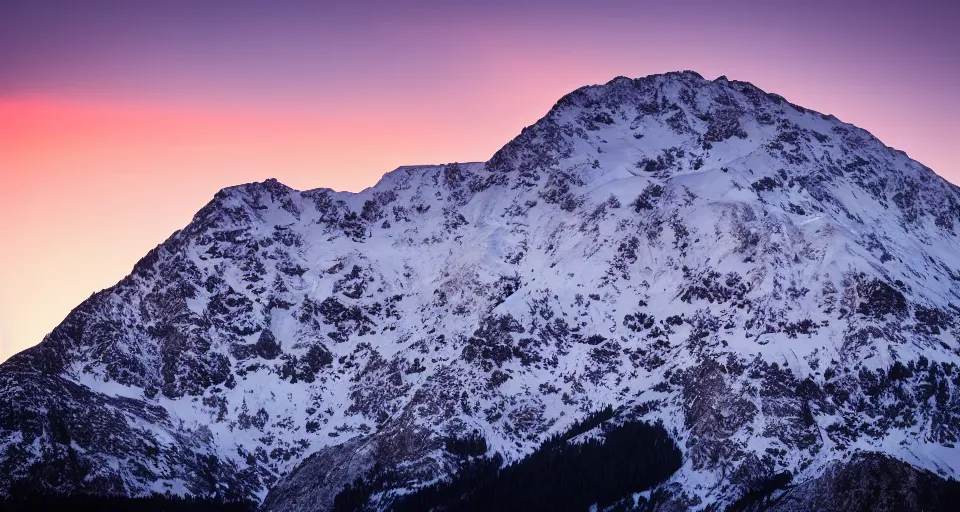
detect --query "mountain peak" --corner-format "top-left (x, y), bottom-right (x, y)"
top-left (215, 177), bottom-right (293, 200)
top-left (490, 69), bottom-right (951, 203)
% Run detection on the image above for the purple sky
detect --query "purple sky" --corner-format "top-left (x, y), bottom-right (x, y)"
top-left (3, 1), bottom-right (958, 107)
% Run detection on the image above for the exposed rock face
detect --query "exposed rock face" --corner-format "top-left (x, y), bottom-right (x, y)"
top-left (1, 71), bottom-right (960, 509)
top-left (259, 437), bottom-right (371, 512)
top-left (757, 453), bottom-right (960, 512)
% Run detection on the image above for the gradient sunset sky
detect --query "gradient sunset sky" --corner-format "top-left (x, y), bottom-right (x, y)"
top-left (1, 0), bottom-right (958, 361)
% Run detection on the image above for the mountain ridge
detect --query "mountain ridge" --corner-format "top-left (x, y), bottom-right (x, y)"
top-left (2, 70), bottom-right (959, 510)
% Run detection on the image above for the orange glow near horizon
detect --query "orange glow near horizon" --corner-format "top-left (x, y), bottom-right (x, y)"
top-left (0, 85), bottom-right (567, 361)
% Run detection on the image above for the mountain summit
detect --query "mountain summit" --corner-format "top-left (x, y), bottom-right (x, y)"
top-left (2, 71), bottom-right (960, 510)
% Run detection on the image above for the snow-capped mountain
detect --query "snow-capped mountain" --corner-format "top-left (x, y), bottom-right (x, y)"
top-left (2, 71), bottom-right (959, 510)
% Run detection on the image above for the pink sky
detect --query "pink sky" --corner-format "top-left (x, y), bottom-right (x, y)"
top-left (1, 0), bottom-right (957, 360)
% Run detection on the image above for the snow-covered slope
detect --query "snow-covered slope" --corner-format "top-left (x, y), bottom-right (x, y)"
top-left (2, 71), bottom-right (959, 510)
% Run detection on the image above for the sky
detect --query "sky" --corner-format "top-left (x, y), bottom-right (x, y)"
top-left (1, 0), bottom-right (958, 361)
